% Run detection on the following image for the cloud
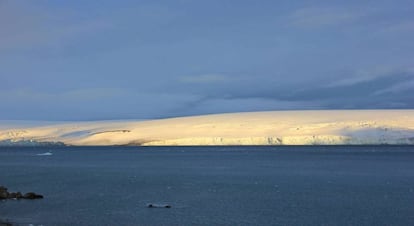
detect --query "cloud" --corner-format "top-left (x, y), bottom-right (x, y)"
top-left (0, 88), bottom-right (124, 103)
top-left (179, 74), bottom-right (230, 84)
top-left (378, 20), bottom-right (414, 35)
top-left (0, 88), bottom-right (200, 120)
top-left (179, 97), bottom-right (320, 116)
top-left (280, 71), bottom-right (414, 109)
top-left (289, 7), bottom-right (362, 28)
top-left (173, 68), bottom-right (414, 112)
top-left (324, 66), bottom-right (412, 88)
top-left (373, 79), bottom-right (414, 95)
top-left (0, 1), bottom-right (112, 51)
top-left (1, 1), bottom-right (413, 120)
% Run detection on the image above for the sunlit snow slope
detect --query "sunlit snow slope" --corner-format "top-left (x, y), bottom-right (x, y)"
top-left (1, 110), bottom-right (413, 146)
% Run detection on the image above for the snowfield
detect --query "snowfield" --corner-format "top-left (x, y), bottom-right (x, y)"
top-left (1, 110), bottom-right (414, 146)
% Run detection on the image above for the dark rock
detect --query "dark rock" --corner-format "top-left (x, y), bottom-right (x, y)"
top-left (0, 186), bottom-right (42, 200)
top-left (23, 192), bottom-right (43, 199)
top-left (0, 193), bottom-right (8, 199)
top-left (0, 186), bottom-right (8, 199)
top-left (0, 219), bottom-right (13, 226)
top-left (7, 192), bottom-right (16, 199)
top-left (147, 203), bottom-right (171, 208)
top-left (7, 192), bottom-right (22, 199)
top-left (15, 192), bottom-right (23, 199)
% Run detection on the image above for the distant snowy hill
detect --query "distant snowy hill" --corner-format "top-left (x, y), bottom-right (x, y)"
top-left (1, 110), bottom-right (413, 146)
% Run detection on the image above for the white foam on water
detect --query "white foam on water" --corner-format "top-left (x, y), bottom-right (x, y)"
top-left (36, 152), bottom-right (53, 156)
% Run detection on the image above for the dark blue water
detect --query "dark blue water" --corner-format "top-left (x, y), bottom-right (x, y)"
top-left (1, 146), bottom-right (414, 226)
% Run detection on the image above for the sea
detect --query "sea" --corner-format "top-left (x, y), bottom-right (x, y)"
top-left (1, 146), bottom-right (414, 226)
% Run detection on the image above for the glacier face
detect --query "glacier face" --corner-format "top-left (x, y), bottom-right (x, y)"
top-left (0, 139), bottom-right (65, 147)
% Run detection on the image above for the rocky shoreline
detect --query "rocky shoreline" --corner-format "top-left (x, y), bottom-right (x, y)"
top-left (0, 220), bottom-right (13, 226)
top-left (0, 186), bottom-right (43, 200)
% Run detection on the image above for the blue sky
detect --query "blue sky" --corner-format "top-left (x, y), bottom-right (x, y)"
top-left (1, 0), bottom-right (413, 120)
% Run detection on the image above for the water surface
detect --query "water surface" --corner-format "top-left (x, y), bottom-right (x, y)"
top-left (1, 146), bottom-right (414, 225)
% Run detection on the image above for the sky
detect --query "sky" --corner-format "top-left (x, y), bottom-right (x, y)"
top-left (0, 0), bottom-right (413, 120)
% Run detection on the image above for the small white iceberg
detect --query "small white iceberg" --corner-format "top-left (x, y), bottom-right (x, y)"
top-left (36, 151), bottom-right (53, 156)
